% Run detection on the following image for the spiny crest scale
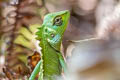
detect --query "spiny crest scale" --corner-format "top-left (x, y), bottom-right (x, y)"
top-left (36, 26), bottom-right (43, 40)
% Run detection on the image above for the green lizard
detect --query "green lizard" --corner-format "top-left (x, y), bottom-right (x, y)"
top-left (29, 10), bottom-right (70, 80)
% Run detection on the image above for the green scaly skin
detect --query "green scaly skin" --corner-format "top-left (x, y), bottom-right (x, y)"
top-left (29, 10), bottom-right (70, 80)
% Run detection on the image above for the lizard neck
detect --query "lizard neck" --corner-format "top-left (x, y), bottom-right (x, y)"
top-left (39, 37), bottom-right (62, 79)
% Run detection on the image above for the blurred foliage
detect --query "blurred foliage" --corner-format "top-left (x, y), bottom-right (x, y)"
top-left (0, 0), bottom-right (48, 79)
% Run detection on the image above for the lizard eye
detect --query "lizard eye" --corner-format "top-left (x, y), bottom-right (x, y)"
top-left (54, 16), bottom-right (62, 26)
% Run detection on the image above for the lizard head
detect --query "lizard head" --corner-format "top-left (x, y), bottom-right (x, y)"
top-left (39, 10), bottom-right (70, 51)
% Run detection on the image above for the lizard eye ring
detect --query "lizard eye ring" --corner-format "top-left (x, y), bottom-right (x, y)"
top-left (54, 16), bottom-right (62, 26)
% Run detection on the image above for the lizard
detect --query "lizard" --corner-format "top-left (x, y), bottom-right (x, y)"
top-left (29, 10), bottom-right (70, 80)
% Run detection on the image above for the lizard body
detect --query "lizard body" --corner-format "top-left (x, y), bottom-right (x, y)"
top-left (29, 10), bottom-right (70, 80)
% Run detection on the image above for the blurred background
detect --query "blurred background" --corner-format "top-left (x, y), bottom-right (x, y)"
top-left (0, 0), bottom-right (120, 80)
